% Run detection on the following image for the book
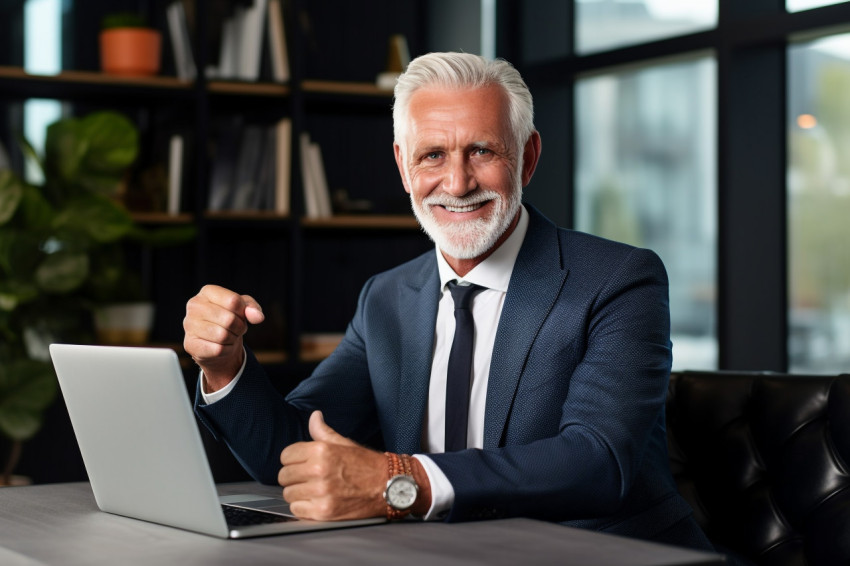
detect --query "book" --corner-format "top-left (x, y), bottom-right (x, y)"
top-left (274, 117), bottom-right (292, 215)
top-left (308, 141), bottom-right (333, 218)
top-left (299, 132), bottom-right (321, 218)
top-left (217, 11), bottom-right (240, 79)
top-left (167, 134), bottom-right (184, 215)
top-left (250, 126), bottom-right (276, 211)
top-left (376, 34), bottom-right (410, 90)
top-left (207, 117), bottom-right (244, 211)
top-left (229, 125), bottom-right (265, 211)
top-left (166, 1), bottom-right (197, 81)
top-left (237, 0), bottom-right (269, 81)
top-left (267, 0), bottom-right (290, 82)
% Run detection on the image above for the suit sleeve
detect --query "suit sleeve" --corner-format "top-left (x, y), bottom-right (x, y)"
top-left (427, 247), bottom-right (673, 523)
top-left (194, 279), bottom-right (381, 485)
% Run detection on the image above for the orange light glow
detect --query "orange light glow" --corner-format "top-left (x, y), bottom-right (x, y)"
top-left (797, 114), bottom-right (818, 129)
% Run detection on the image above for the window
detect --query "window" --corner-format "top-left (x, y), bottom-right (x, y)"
top-left (575, 0), bottom-right (717, 54)
top-left (787, 0), bottom-right (848, 12)
top-left (788, 33), bottom-right (850, 372)
top-left (23, 0), bottom-right (62, 184)
top-left (575, 56), bottom-right (717, 370)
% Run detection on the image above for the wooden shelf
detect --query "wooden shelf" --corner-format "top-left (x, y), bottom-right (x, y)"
top-left (254, 350), bottom-right (289, 365)
top-left (0, 66), bottom-right (190, 89)
top-left (302, 79), bottom-right (393, 97)
top-left (207, 81), bottom-right (290, 97)
top-left (203, 210), bottom-right (291, 221)
top-left (132, 212), bottom-right (194, 224)
top-left (301, 214), bottom-right (419, 229)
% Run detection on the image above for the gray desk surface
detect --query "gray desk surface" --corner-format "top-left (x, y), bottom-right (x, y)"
top-left (0, 482), bottom-right (724, 566)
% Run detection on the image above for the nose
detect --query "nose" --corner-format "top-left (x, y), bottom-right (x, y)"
top-left (442, 157), bottom-right (476, 197)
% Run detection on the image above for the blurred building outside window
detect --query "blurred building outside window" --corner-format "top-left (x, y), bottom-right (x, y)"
top-left (575, 55), bottom-right (718, 370)
top-left (788, 32), bottom-right (850, 372)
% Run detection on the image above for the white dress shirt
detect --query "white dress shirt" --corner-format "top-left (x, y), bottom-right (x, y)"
top-left (201, 206), bottom-right (529, 521)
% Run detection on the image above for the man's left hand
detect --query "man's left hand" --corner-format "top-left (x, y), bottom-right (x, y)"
top-left (278, 411), bottom-right (387, 521)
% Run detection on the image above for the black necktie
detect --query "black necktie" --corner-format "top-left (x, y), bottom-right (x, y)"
top-left (445, 281), bottom-right (484, 452)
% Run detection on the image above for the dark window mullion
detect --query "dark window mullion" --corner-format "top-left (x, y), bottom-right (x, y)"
top-left (717, 0), bottom-right (788, 370)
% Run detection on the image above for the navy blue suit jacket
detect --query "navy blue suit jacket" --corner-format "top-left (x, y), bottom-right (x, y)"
top-left (196, 205), bottom-right (703, 544)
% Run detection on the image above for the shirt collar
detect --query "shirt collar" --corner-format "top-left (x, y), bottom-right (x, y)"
top-left (436, 205), bottom-right (529, 293)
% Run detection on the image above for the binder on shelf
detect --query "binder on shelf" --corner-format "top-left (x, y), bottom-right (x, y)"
top-left (376, 34), bottom-right (410, 90)
top-left (229, 125), bottom-right (265, 211)
top-left (208, 118), bottom-right (243, 211)
top-left (274, 118), bottom-right (292, 215)
top-left (299, 132), bottom-right (321, 219)
top-left (307, 142), bottom-right (332, 218)
top-left (267, 0), bottom-right (290, 82)
top-left (166, 1), bottom-right (196, 81)
top-left (167, 134), bottom-right (184, 215)
top-left (237, 0), bottom-right (269, 81)
top-left (250, 127), bottom-right (276, 211)
top-left (216, 11), bottom-right (241, 79)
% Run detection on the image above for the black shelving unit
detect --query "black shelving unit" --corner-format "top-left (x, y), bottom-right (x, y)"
top-left (1, 0), bottom-right (433, 483)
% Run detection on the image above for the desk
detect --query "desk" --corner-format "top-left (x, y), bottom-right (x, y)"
top-left (0, 482), bottom-right (724, 566)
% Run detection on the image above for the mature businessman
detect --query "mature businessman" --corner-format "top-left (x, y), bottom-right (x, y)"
top-left (184, 52), bottom-right (716, 552)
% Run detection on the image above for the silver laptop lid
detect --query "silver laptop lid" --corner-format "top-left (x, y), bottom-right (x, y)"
top-left (50, 344), bottom-right (230, 538)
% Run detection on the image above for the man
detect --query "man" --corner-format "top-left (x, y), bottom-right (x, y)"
top-left (184, 52), bottom-right (715, 551)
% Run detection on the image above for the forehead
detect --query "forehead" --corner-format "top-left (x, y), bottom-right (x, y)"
top-left (405, 85), bottom-right (511, 145)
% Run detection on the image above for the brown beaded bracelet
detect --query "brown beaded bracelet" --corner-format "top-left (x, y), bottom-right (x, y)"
top-left (384, 452), bottom-right (412, 521)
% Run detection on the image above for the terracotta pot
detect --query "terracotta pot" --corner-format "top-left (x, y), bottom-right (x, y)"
top-left (99, 28), bottom-right (162, 77)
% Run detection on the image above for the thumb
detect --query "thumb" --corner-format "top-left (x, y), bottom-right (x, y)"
top-left (242, 295), bottom-right (265, 325)
top-left (308, 410), bottom-right (355, 446)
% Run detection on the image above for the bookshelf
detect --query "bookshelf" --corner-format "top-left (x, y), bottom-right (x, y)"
top-left (0, 0), bottom-right (432, 373)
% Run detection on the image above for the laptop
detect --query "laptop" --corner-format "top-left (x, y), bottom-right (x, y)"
top-left (49, 343), bottom-right (384, 538)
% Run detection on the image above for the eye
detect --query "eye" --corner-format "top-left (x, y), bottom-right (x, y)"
top-left (473, 147), bottom-right (492, 156)
top-left (426, 151), bottom-right (442, 160)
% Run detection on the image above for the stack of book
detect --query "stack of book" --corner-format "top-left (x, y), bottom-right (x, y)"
top-left (166, 0), bottom-right (289, 83)
top-left (207, 117), bottom-right (292, 215)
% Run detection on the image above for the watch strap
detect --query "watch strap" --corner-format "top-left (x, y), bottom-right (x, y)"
top-left (384, 452), bottom-right (414, 520)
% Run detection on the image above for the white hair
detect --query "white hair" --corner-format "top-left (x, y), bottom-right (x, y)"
top-left (392, 52), bottom-right (535, 152)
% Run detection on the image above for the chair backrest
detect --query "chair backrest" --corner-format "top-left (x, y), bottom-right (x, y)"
top-left (666, 371), bottom-right (850, 566)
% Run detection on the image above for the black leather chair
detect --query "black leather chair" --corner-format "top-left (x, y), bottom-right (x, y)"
top-left (666, 371), bottom-right (850, 566)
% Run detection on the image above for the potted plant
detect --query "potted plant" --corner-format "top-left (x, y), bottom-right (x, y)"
top-left (0, 110), bottom-right (194, 484)
top-left (99, 12), bottom-right (162, 77)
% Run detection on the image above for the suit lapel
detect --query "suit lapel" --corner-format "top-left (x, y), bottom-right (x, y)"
top-left (395, 255), bottom-right (440, 453)
top-left (483, 207), bottom-right (569, 449)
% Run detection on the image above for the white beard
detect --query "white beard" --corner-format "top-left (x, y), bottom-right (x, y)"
top-left (410, 187), bottom-right (522, 260)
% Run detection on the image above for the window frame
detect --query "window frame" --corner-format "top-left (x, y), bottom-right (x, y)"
top-left (501, 0), bottom-right (850, 371)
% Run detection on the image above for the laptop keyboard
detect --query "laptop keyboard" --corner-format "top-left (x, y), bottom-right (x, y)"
top-left (222, 505), bottom-right (296, 526)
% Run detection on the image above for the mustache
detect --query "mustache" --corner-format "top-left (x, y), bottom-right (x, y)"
top-left (422, 190), bottom-right (500, 208)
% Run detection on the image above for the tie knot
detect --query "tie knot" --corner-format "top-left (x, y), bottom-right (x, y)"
top-left (448, 281), bottom-right (484, 310)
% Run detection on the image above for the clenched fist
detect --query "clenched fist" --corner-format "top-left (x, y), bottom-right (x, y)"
top-left (183, 284), bottom-right (265, 391)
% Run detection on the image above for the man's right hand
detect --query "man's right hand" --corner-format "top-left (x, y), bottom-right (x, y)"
top-left (183, 285), bottom-right (265, 392)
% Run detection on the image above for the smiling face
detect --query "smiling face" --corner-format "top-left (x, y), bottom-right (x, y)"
top-left (394, 85), bottom-right (541, 275)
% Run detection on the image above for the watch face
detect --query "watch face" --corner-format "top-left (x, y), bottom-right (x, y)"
top-left (387, 476), bottom-right (418, 510)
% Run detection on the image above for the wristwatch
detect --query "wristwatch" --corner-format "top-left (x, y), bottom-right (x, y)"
top-left (383, 453), bottom-right (418, 519)
top-left (384, 474), bottom-right (419, 512)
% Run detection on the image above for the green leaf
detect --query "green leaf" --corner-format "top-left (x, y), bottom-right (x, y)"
top-left (35, 251), bottom-right (89, 294)
top-left (44, 111), bottom-right (139, 198)
top-left (0, 169), bottom-right (23, 225)
top-left (17, 136), bottom-right (44, 180)
top-left (18, 184), bottom-right (55, 230)
top-left (0, 280), bottom-right (39, 312)
top-left (0, 229), bottom-right (44, 277)
top-left (53, 193), bottom-right (133, 243)
top-left (0, 359), bottom-right (57, 441)
top-left (79, 111), bottom-right (139, 174)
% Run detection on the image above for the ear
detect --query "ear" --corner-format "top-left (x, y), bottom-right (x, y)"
top-left (520, 131), bottom-right (542, 187)
top-left (393, 143), bottom-right (412, 194)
